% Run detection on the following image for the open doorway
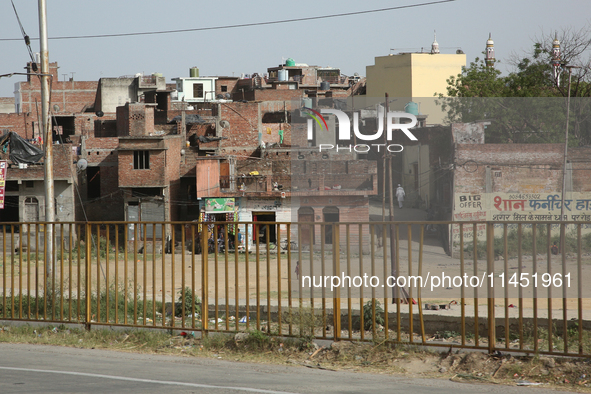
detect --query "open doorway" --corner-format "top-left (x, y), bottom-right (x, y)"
top-left (323, 206), bottom-right (339, 244)
top-left (252, 212), bottom-right (276, 244)
top-left (0, 196), bottom-right (19, 223)
top-left (298, 206), bottom-right (315, 246)
top-left (52, 116), bottom-right (76, 143)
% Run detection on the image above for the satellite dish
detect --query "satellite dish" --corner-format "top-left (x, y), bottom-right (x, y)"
top-left (220, 120), bottom-right (230, 128)
top-left (76, 159), bottom-right (88, 171)
top-left (224, 93), bottom-right (231, 99)
top-left (96, 111), bottom-right (104, 117)
top-left (53, 104), bottom-right (60, 112)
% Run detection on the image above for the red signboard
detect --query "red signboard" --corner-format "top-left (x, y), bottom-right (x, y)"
top-left (0, 160), bottom-right (6, 209)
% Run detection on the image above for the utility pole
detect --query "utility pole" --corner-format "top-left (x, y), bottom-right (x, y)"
top-left (39, 0), bottom-right (55, 280)
top-left (559, 64), bottom-right (579, 351)
top-left (559, 65), bottom-right (579, 223)
top-left (384, 93), bottom-right (390, 220)
top-left (385, 94), bottom-right (398, 303)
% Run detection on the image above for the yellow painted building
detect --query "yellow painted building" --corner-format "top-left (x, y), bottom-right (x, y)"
top-left (365, 52), bottom-right (466, 124)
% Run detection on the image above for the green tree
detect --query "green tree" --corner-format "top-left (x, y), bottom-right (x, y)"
top-left (437, 25), bottom-right (591, 144)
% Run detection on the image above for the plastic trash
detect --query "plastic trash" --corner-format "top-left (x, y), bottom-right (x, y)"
top-left (239, 316), bottom-right (250, 323)
top-left (516, 381), bottom-right (542, 386)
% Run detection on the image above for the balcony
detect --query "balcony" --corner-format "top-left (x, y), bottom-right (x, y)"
top-left (220, 175), bottom-right (270, 193)
top-left (217, 172), bottom-right (376, 197)
top-left (291, 173), bottom-right (375, 196)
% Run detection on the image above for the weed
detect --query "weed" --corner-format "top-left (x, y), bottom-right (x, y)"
top-left (175, 287), bottom-right (201, 318)
top-left (362, 300), bottom-right (384, 331)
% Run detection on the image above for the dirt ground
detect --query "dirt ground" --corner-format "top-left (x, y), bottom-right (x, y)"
top-left (1, 324), bottom-right (590, 391)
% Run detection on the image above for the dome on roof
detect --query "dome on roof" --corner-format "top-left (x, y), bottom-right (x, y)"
top-left (431, 31), bottom-right (440, 54)
top-left (553, 32), bottom-right (560, 47)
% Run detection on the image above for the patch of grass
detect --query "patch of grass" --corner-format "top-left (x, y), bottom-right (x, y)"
top-left (0, 282), bottom-right (164, 325)
top-left (281, 306), bottom-right (322, 338)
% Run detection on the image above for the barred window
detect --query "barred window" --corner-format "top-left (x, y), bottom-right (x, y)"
top-left (133, 151), bottom-right (150, 170)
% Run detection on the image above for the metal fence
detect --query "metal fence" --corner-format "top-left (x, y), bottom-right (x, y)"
top-left (0, 220), bottom-right (589, 357)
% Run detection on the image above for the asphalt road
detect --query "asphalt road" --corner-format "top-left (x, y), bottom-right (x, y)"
top-left (0, 343), bottom-right (572, 393)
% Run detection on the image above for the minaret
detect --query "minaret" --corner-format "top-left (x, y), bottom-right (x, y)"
top-left (431, 31), bottom-right (440, 54)
top-left (552, 32), bottom-right (562, 85)
top-left (485, 33), bottom-right (495, 67)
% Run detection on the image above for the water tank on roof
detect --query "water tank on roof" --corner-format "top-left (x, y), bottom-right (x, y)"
top-left (278, 69), bottom-right (288, 82)
top-left (152, 72), bottom-right (163, 78)
top-left (190, 67), bottom-right (199, 77)
top-left (405, 101), bottom-right (419, 116)
top-left (285, 58), bottom-right (295, 67)
top-left (320, 81), bottom-right (330, 91)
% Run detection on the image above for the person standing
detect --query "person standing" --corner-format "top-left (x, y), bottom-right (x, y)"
top-left (396, 184), bottom-right (405, 209)
top-left (237, 228), bottom-right (244, 246)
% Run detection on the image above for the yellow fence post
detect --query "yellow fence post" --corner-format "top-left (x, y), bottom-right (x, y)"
top-left (333, 224), bottom-right (341, 340)
top-left (486, 221), bottom-right (495, 354)
top-left (201, 222), bottom-right (209, 336)
top-left (85, 223), bottom-right (92, 330)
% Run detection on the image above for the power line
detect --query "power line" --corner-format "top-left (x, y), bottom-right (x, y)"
top-left (10, 0), bottom-right (37, 68)
top-left (0, 0), bottom-right (455, 42)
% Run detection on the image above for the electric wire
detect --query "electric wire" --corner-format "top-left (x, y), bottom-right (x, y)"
top-left (0, 1), bottom-right (455, 42)
top-left (9, 0), bottom-right (36, 66)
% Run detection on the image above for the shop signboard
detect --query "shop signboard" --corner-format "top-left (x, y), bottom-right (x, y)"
top-left (205, 198), bottom-right (235, 213)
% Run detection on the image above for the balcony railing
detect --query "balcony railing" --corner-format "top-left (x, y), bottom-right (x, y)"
top-left (220, 175), bottom-right (269, 193)
top-left (219, 173), bottom-right (374, 194)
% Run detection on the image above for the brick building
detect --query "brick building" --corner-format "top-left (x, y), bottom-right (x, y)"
top-left (1, 59), bottom-right (377, 250)
top-left (450, 123), bottom-right (591, 255)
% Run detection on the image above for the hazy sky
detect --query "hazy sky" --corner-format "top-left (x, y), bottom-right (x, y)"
top-left (1, 0), bottom-right (589, 98)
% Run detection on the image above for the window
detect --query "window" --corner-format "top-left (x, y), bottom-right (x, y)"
top-left (221, 85), bottom-right (228, 92)
top-left (193, 83), bottom-right (204, 98)
top-left (25, 181), bottom-right (34, 189)
top-left (133, 151), bottom-right (150, 170)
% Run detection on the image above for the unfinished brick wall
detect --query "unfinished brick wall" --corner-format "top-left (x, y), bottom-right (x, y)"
top-left (116, 103), bottom-right (155, 137)
top-left (252, 89), bottom-right (303, 102)
top-left (215, 78), bottom-right (239, 97)
top-left (82, 135), bottom-right (122, 220)
top-left (295, 195), bottom-right (370, 248)
top-left (17, 62), bottom-right (98, 114)
top-left (118, 139), bottom-right (167, 188)
top-left (4, 143), bottom-right (73, 180)
top-left (567, 147), bottom-right (591, 192)
top-left (166, 137), bottom-right (183, 221)
top-left (0, 113), bottom-right (30, 138)
top-left (454, 144), bottom-right (564, 194)
top-left (219, 102), bottom-right (260, 150)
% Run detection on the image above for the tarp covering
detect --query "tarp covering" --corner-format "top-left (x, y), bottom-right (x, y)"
top-left (197, 135), bottom-right (224, 143)
top-left (0, 132), bottom-right (44, 164)
top-left (170, 114), bottom-right (205, 124)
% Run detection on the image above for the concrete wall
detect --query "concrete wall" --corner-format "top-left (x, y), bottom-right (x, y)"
top-left (175, 77), bottom-right (217, 102)
top-left (97, 76), bottom-right (166, 114)
top-left (0, 98), bottom-right (15, 114)
top-left (451, 144), bottom-right (591, 255)
top-left (365, 53), bottom-right (465, 124)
